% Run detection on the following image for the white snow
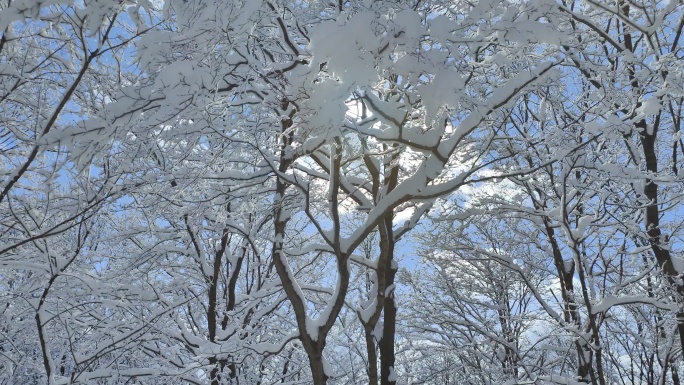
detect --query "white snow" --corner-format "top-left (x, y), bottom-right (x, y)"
top-left (591, 295), bottom-right (677, 314)
top-left (388, 366), bottom-right (397, 382)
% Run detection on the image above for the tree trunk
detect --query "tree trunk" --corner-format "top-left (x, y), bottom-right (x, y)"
top-left (379, 269), bottom-right (397, 385)
top-left (379, 215), bottom-right (397, 385)
top-left (307, 345), bottom-right (328, 385)
top-left (365, 325), bottom-right (379, 385)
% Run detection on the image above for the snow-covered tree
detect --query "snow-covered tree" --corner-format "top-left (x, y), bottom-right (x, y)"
top-left (2, 0), bottom-right (684, 384)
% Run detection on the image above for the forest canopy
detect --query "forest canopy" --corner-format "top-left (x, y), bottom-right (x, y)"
top-left (1, 0), bottom-right (684, 384)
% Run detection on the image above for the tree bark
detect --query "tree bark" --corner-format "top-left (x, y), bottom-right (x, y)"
top-left (379, 150), bottom-right (399, 385)
top-left (365, 325), bottom-right (379, 385)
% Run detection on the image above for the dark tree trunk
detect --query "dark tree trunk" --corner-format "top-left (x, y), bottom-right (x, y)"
top-left (379, 214), bottom-right (397, 385)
